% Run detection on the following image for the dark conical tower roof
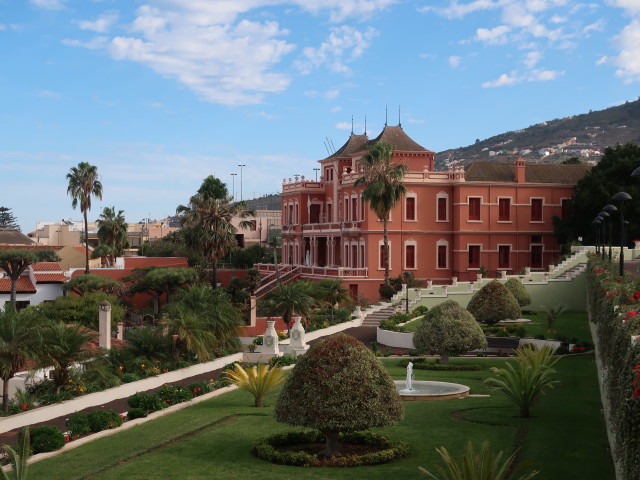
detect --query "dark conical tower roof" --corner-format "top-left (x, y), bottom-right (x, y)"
top-left (325, 133), bottom-right (369, 159)
top-left (368, 126), bottom-right (433, 153)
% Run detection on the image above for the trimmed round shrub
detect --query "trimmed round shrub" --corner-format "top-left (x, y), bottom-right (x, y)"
top-left (504, 278), bottom-right (531, 307)
top-left (87, 409), bottom-right (124, 432)
top-left (66, 412), bottom-right (91, 438)
top-left (127, 392), bottom-right (164, 413)
top-left (274, 333), bottom-right (403, 457)
top-left (30, 425), bottom-right (65, 454)
top-left (155, 384), bottom-right (193, 406)
top-left (467, 280), bottom-right (521, 325)
top-left (253, 430), bottom-right (408, 467)
top-left (126, 408), bottom-right (148, 420)
top-left (188, 381), bottom-right (211, 397)
top-left (413, 300), bottom-right (487, 364)
top-left (121, 373), bottom-right (141, 383)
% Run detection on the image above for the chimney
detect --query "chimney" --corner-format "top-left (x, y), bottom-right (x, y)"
top-left (515, 157), bottom-right (526, 184)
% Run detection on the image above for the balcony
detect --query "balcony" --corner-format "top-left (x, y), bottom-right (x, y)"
top-left (256, 263), bottom-right (367, 279)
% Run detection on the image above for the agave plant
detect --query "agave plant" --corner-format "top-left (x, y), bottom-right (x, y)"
top-left (419, 441), bottom-right (539, 480)
top-left (225, 363), bottom-right (284, 407)
top-left (2, 427), bottom-right (30, 480)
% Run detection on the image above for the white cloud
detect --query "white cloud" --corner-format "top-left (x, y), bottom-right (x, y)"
top-left (524, 50), bottom-right (542, 68)
top-left (324, 89), bottom-right (340, 99)
top-left (36, 90), bottom-right (61, 98)
top-left (475, 25), bottom-right (511, 44)
top-left (596, 55), bottom-right (609, 65)
top-left (583, 20), bottom-right (605, 34)
top-left (422, 0), bottom-right (508, 19)
top-left (607, 0), bottom-right (640, 16)
top-left (449, 55), bottom-right (462, 68)
top-left (331, 106), bottom-right (342, 112)
top-left (74, 12), bottom-right (118, 33)
top-left (62, 37), bottom-right (109, 50)
top-left (482, 67), bottom-right (563, 87)
top-left (297, 26), bottom-right (378, 75)
top-left (482, 72), bottom-right (520, 87)
top-left (336, 122), bottom-right (352, 130)
top-left (550, 15), bottom-right (567, 23)
top-left (613, 19), bottom-right (640, 82)
top-left (64, 1), bottom-right (391, 106)
top-left (30, 0), bottom-right (67, 10)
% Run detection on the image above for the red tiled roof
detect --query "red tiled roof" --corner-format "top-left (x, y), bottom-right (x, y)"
top-left (32, 262), bottom-right (63, 272)
top-left (35, 273), bottom-right (67, 283)
top-left (0, 277), bottom-right (36, 293)
top-left (0, 245), bottom-right (64, 252)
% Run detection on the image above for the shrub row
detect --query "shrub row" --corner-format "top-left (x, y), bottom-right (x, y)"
top-left (252, 430), bottom-right (409, 467)
top-left (397, 358), bottom-right (483, 371)
top-left (587, 257), bottom-right (640, 480)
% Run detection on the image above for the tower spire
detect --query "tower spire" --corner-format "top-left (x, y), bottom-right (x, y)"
top-left (385, 105), bottom-right (388, 127)
top-left (351, 115), bottom-right (354, 135)
top-left (398, 105), bottom-right (402, 128)
top-left (364, 115), bottom-right (367, 136)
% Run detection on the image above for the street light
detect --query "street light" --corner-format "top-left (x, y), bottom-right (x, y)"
top-left (593, 218), bottom-right (602, 255)
top-left (238, 164), bottom-right (246, 201)
top-left (598, 211), bottom-right (609, 258)
top-left (230, 173), bottom-right (237, 200)
top-left (613, 191), bottom-right (632, 276)
top-left (603, 204), bottom-right (618, 262)
top-left (403, 271), bottom-right (410, 313)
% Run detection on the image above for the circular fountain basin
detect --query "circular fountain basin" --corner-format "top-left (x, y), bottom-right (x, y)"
top-left (394, 380), bottom-right (470, 401)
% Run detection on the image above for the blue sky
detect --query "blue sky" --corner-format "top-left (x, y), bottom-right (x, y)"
top-left (1, 0), bottom-right (639, 232)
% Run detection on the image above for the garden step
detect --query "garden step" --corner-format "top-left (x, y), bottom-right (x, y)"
top-left (361, 306), bottom-right (398, 326)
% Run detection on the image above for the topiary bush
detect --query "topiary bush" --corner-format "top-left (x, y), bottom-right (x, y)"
top-left (29, 425), bottom-right (66, 454)
top-left (126, 407), bottom-right (148, 420)
top-left (154, 384), bottom-right (193, 406)
top-left (467, 280), bottom-right (521, 325)
top-left (87, 409), bottom-right (124, 432)
top-left (127, 392), bottom-right (164, 413)
top-left (274, 333), bottom-right (404, 458)
top-left (188, 381), bottom-right (211, 397)
top-left (413, 300), bottom-right (487, 364)
top-left (66, 413), bottom-right (91, 438)
top-left (504, 278), bottom-right (531, 307)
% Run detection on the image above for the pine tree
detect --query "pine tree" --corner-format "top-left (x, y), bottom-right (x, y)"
top-left (0, 207), bottom-right (19, 231)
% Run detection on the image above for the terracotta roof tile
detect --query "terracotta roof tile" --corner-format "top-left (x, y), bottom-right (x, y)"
top-left (465, 162), bottom-right (590, 184)
top-left (35, 273), bottom-right (67, 283)
top-left (368, 126), bottom-right (432, 152)
top-left (0, 277), bottom-right (36, 293)
top-left (325, 133), bottom-right (369, 159)
top-left (32, 262), bottom-right (63, 272)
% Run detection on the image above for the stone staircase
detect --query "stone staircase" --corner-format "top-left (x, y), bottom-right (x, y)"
top-left (552, 263), bottom-right (587, 281)
top-left (361, 304), bottom-right (397, 327)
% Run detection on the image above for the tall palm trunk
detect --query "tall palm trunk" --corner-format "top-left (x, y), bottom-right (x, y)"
top-left (383, 217), bottom-right (390, 286)
top-left (2, 374), bottom-right (11, 414)
top-left (10, 278), bottom-right (17, 305)
top-left (84, 210), bottom-right (90, 274)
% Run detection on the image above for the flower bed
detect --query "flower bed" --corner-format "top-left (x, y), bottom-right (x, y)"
top-left (587, 256), bottom-right (640, 480)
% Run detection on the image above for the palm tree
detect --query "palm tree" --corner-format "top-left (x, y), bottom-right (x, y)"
top-left (354, 142), bottom-right (408, 286)
top-left (0, 250), bottom-right (38, 306)
top-left (66, 162), bottom-right (103, 274)
top-left (225, 363), bottom-right (284, 407)
top-left (419, 441), bottom-right (539, 480)
top-left (96, 206), bottom-right (128, 266)
top-left (483, 345), bottom-right (560, 418)
top-left (1, 427), bottom-right (31, 480)
top-left (262, 280), bottom-right (317, 334)
top-left (163, 284), bottom-right (243, 360)
top-left (0, 309), bottom-right (43, 414)
top-left (37, 323), bottom-right (98, 395)
top-left (177, 176), bottom-right (253, 287)
top-left (313, 279), bottom-right (351, 323)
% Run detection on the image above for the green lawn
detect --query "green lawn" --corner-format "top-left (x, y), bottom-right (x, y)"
top-left (28, 355), bottom-right (613, 480)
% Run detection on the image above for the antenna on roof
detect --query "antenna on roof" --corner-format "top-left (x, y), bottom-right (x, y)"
top-left (398, 105), bottom-right (402, 128)
top-left (351, 115), bottom-right (354, 135)
top-left (364, 116), bottom-right (367, 136)
top-left (385, 105), bottom-right (388, 127)
top-left (329, 138), bottom-right (336, 152)
top-left (323, 138), bottom-right (331, 156)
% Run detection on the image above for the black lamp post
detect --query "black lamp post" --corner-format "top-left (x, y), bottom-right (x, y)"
top-left (613, 192), bottom-right (632, 276)
top-left (598, 211), bottom-right (609, 258)
top-left (593, 218), bottom-right (602, 255)
top-left (403, 271), bottom-right (410, 314)
top-left (603, 204), bottom-right (618, 262)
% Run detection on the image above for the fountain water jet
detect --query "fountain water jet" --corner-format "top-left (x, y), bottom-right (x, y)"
top-left (395, 363), bottom-right (470, 401)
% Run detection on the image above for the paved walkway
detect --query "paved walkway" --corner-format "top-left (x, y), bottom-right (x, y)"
top-left (0, 326), bottom-right (378, 446)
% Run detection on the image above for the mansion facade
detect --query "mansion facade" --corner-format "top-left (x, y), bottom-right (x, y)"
top-left (272, 125), bottom-right (589, 300)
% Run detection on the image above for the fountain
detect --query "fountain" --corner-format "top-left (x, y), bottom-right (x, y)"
top-left (395, 363), bottom-right (470, 401)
